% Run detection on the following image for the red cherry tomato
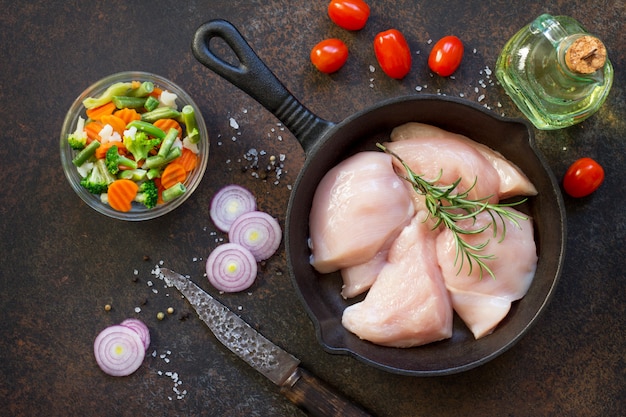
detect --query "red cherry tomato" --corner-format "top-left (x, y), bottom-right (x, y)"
top-left (373, 29), bottom-right (412, 79)
top-left (328, 0), bottom-right (370, 31)
top-left (563, 157), bottom-right (605, 198)
top-left (310, 38), bottom-right (349, 74)
top-left (428, 35), bottom-right (464, 77)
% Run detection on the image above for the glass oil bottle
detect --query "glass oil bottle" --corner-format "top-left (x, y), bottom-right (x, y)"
top-left (495, 14), bottom-right (613, 130)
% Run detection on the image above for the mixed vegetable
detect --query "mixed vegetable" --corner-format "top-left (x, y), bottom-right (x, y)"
top-left (67, 80), bottom-right (202, 212)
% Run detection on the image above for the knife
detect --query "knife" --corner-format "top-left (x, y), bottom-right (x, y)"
top-left (158, 268), bottom-right (373, 417)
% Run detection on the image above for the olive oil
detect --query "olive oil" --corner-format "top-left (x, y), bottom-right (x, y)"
top-left (496, 14), bottom-right (613, 130)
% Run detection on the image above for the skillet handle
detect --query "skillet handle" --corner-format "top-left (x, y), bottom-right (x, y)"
top-left (192, 19), bottom-right (333, 153)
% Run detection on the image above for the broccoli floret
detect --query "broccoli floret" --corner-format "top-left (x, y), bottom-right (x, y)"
top-left (134, 180), bottom-right (159, 209)
top-left (105, 145), bottom-right (137, 174)
top-left (67, 117), bottom-right (88, 150)
top-left (123, 130), bottom-right (161, 162)
top-left (80, 159), bottom-right (114, 194)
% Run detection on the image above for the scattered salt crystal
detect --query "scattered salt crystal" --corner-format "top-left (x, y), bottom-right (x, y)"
top-left (147, 280), bottom-right (153, 287)
top-left (135, 307), bottom-right (141, 313)
top-left (229, 117), bottom-right (239, 129)
top-left (459, 93), bottom-right (465, 97)
top-left (133, 269), bottom-right (139, 275)
top-left (415, 86), bottom-right (423, 92)
top-left (369, 65), bottom-right (375, 72)
top-left (478, 94), bottom-right (485, 102)
top-left (427, 39), bottom-right (433, 44)
top-left (473, 48), bottom-right (477, 54)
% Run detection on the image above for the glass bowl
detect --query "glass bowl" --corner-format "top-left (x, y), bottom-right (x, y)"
top-left (60, 71), bottom-right (209, 221)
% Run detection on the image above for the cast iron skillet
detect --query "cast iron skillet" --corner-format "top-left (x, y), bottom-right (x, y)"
top-left (192, 20), bottom-right (566, 376)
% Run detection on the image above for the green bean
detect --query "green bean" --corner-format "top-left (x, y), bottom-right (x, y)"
top-left (112, 95), bottom-right (147, 109)
top-left (162, 182), bottom-right (187, 202)
top-left (126, 120), bottom-right (166, 139)
top-left (72, 140), bottom-right (100, 166)
top-left (141, 107), bottom-right (181, 123)
top-left (127, 81), bottom-right (154, 97)
top-left (144, 96), bottom-right (160, 112)
top-left (144, 146), bottom-right (182, 170)
top-left (182, 105), bottom-right (200, 144)
top-left (157, 128), bottom-right (178, 158)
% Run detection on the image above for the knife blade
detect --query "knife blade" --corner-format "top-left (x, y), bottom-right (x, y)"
top-left (158, 268), bottom-right (372, 417)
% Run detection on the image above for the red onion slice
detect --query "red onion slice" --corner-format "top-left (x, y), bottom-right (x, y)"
top-left (209, 185), bottom-right (257, 232)
top-left (228, 211), bottom-right (282, 261)
top-left (120, 318), bottom-right (150, 350)
top-left (206, 243), bottom-right (258, 292)
top-left (94, 324), bottom-right (146, 376)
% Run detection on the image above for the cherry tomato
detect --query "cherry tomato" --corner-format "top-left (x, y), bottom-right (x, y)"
top-left (563, 157), bottom-right (605, 198)
top-left (310, 38), bottom-right (349, 74)
top-left (373, 29), bottom-right (412, 79)
top-left (328, 0), bottom-right (370, 31)
top-left (428, 35), bottom-right (464, 77)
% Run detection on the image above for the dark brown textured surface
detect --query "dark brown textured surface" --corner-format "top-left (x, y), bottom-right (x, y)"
top-left (0, 1), bottom-right (624, 416)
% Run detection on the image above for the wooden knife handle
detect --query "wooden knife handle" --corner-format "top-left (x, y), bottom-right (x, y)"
top-left (280, 367), bottom-right (373, 417)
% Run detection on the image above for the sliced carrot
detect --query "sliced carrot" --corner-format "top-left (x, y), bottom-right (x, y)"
top-left (175, 148), bottom-right (199, 172)
top-left (160, 162), bottom-right (187, 189)
top-left (154, 178), bottom-right (165, 205)
top-left (100, 114), bottom-right (127, 135)
top-left (114, 108), bottom-right (141, 125)
top-left (86, 102), bottom-right (116, 121)
top-left (85, 121), bottom-right (103, 142)
top-left (153, 118), bottom-right (182, 136)
top-left (107, 179), bottom-right (139, 212)
top-left (95, 141), bottom-right (127, 159)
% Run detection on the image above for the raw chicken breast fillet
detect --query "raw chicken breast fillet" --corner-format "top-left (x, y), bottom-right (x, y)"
top-left (436, 207), bottom-right (538, 338)
top-left (342, 213), bottom-right (453, 348)
top-left (384, 134), bottom-right (501, 204)
top-left (309, 152), bottom-right (414, 274)
top-left (390, 122), bottom-right (537, 199)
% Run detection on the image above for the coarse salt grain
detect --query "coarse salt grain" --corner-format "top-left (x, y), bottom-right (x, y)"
top-left (229, 117), bottom-right (239, 129)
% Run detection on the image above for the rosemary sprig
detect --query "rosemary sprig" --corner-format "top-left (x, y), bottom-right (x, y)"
top-left (377, 143), bottom-right (528, 280)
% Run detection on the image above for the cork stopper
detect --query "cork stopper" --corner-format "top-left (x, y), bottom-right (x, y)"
top-left (565, 35), bottom-right (607, 74)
